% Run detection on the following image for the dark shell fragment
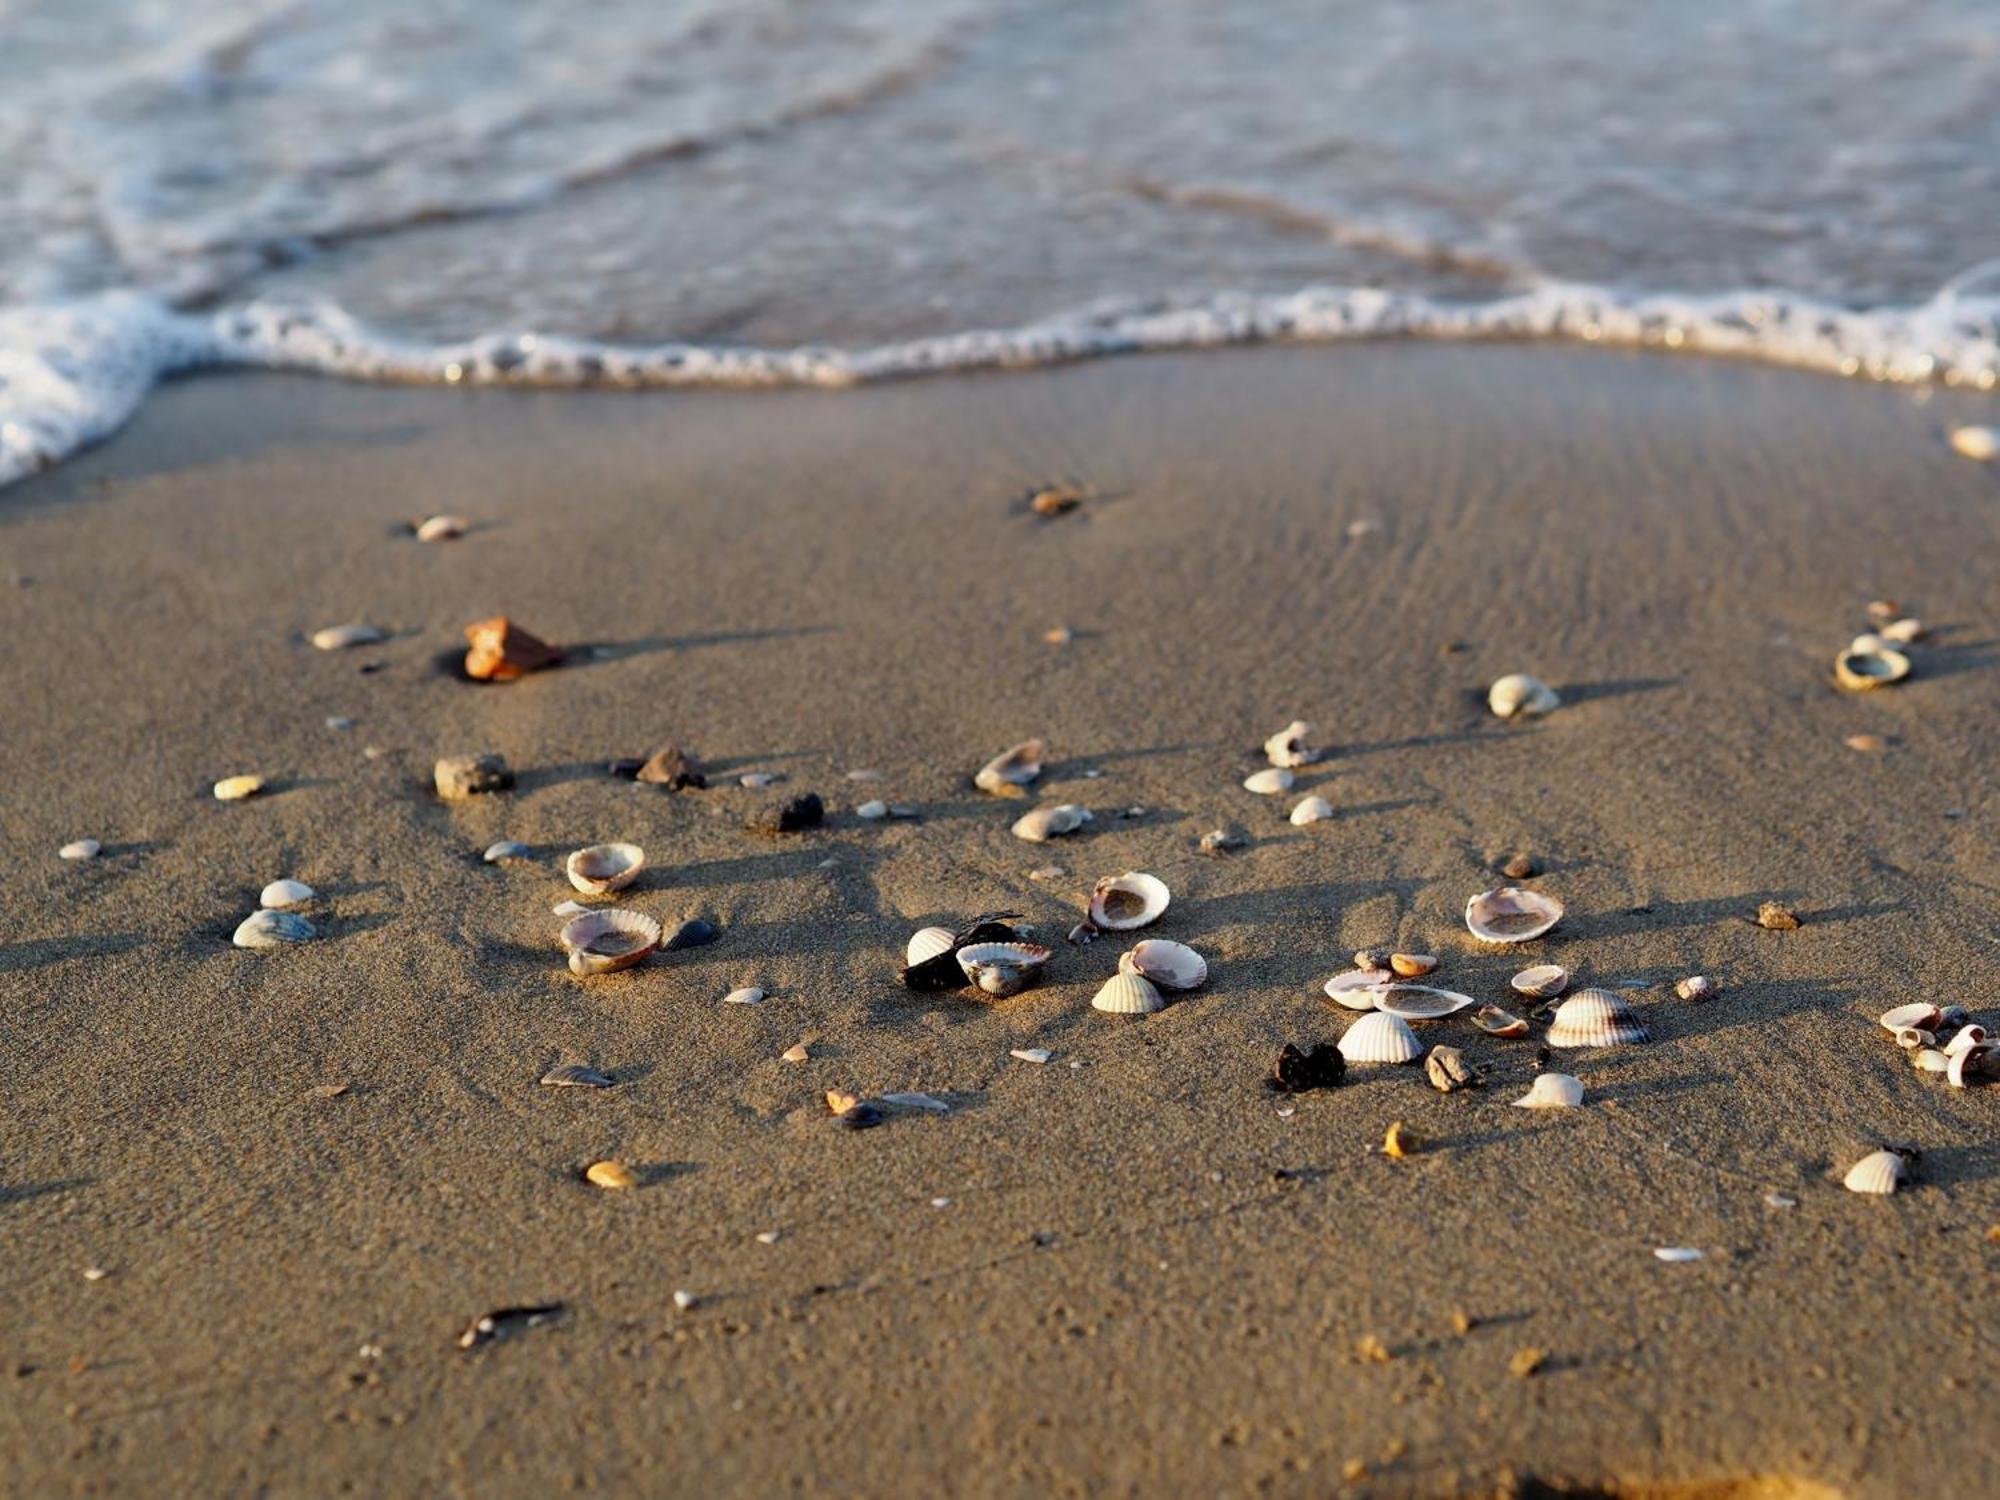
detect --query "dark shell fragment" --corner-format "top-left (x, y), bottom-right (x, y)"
top-left (1271, 1042), bottom-right (1345, 1093)
top-left (664, 917), bottom-right (720, 951)
top-left (898, 912), bottom-right (1026, 991)
top-left (749, 793), bottom-right (824, 835)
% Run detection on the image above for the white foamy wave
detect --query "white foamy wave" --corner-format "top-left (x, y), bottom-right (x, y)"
top-left (5, 282), bottom-right (1998, 490)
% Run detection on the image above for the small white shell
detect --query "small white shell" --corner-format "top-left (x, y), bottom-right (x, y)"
top-left (956, 941), bottom-right (1052, 997)
top-left (1289, 795), bottom-right (1334, 826)
top-left (1511, 1072), bottom-right (1585, 1109)
top-left (483, 841), bottom-right (529, 863)
top-left (1914, 1048), bottom-right (1951, 1073)
top-left (558, 908), bottom-right (662, 974)
top-left (1009, 1047), bottom-right (1053, 1064)
top-left (213, 775), bottom-right (265, 802)
top-left (722, 986), bottom-right (766, 1005)
top-left (259, 878), bottom-right (315, 909)
top-left (1091, 972), bottom-right (1166, 1015)
top-left (855, 799), bottom-right (889, 820)
top-left (1894, 1027), bottom-right (1933, 1050)
top-left (1372, 983), bottom-right (1477, 1021)
top-left (1842, 1149), bottom-right (1906, 1195)
top-left (232, 910), bottom-right (316, 949)
top-left (1119, 939), bottom-right (1207, 991)
top-left (1511, 964), bottom-right (1569, 1000)
top-left (1488, 674), bottom-right (1560, 719)
top-left (1263, 721), bottom-right (1318, 768)
top-left (1878, 1003), bottom-right (1941, 1034)
top-left (312, 624), bottom-right (386, 651)
top-left (415, 514), bottom-right (469, 542)
top-left (1011, 803), bottom-right (1092, 842)
top-left (1948, 424), bottom-right (1999, 461)
top-left (1088, 872), bottom-right (1170, 931)
top-left (1242, 767), bottom-right (1295, 795)
top-left (59, 839), bottom-right (101, 861)
top-left (1878, 617), bottom-right (1924, 645)
top-left (1322, 968), bottom-right (1393, 1010)
top-left (1337, 1010), bottom-right (1424, 1065)
top-left (1834, 644), bottom-right (1910, 692)
top-left (1465, 887), bottom-right (1564, 943)
top-left (905, 926), bottom-right (956, 966)
top-left (1943, 1025), bottom-right (1987, 1057)
top-left (565, 842), bottom-right (645, 895)
top-left (1547, 988), bottom-right (1649, 1047)
top-left (975, 739), bottom-right (1046, 794)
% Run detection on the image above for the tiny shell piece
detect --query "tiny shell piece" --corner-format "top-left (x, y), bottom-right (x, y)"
top-left (1471, 1005), bottom-right (1530, 1038)
top-left (213, 775), bottom-right (265, 802)
top-left (1242, 767), bottom-right (1294, 795)
top-left (232, 910), bottom-right (316, 949)
top-left (1264, 721), bottom-right (1319, 768)
top-left (1119, 939), bottom-right (1208, 991)
top-left (1323, 968), bottom-right (1394, 1010)
top-left (259, 878), bottom-right (314, 908)
top-left (975, 739), bottom-right (1046, 796)
top-left (59, 839), bottom-right (101, 861)
top-left (1011, 803), bottom-right (1092, 842)
top-left (1949, 424), bottom-right (1999, 461)
top-left (312, 624), bottom-right (386, 651)
top-left (781, 1044), bottom-right (810, 1063)
top-left (1088, 872), bottom-right (1171, 931)
top-left (1337, 1011), bottom-right (1424, 1065)
top-left (1010, 1048), bottom-right (1053, 1064)
top-left (416, 513), bottom-right (469, 542)
top-left (585, 1161), bottom-right (636, 1191)
top-left (1842, 1149), bottom-right (1907, 1195)
top-left (1382, 1121), bottom-right (1421, 1160)
top-left (1389, 953), bottom-right (1437, 978)
top-left (1465, 887), bottom-right (1564, 943)
top-left (1675, 975), bottom-right (1718, 1002)
top-left (541, 1064), bottom-right (615, 1088)
top-left (1653, 1248), bottom-right (1703, 1263)
top-left (1488, 673), bottom-right (1560, 719)
top-left (1511, 1072), bottom-right (1585, 1109)
top-left (722, 987), bottom-right (766, 1005)
top-left (565, 843), bottom-right (645, 895)
top-left (1289, 795), bottom-right (1334, 826)
top-left (483, 840), bottom-right (530, 863)
top-left (1091, 972), bottom-right (1166, 1015)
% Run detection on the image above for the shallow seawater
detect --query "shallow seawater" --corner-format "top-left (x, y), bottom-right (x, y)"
top-left (2, 0), bottom-right (1998, 484)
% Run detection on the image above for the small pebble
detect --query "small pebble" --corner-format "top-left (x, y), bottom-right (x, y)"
top-left (781, 1044), bottom-right (810, 1063)
top-left (1675, 975), bottom-right (1718, 1002)
top-left (58, 839), bottom-right (101, 861)
top-left (930, 1197), bottom-right (951, 1209)
top-left (434, 753), bottom-right (512, 801)
top-left (1028, 865), bottom-right (1065, 881)
top-left (415, 514), bottom-right (469, 542)
top-left (856, 800), bottom-right (889, 820)
top-left (672, 1290), bottom-right (697, 1311)
top-left (845, 769), bottom-right (883, 782)
top-left (1355, 1334), bottom-right (1391, 1364)
top-left (1509, 1347), bottom-right (1547, 1379)
top-left (584, 1160), bottom-right (636, 1191)
top-left (1653, 1247), bottom-right (1703, 1263)
top-left (1756, 901), bottom-right (1801, 931)
top-left (259, 878), bottom-right (315, 909)
top-left (1502, 854), bottom-right (1539, 879)
top-left (1043, 626), bottom-right (1073, 646)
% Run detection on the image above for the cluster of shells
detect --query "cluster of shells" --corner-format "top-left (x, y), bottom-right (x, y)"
top-left (1876, 1003), bottom-right (1996, 1092)
top-left (1835, 600), bottom-right (1924, 693)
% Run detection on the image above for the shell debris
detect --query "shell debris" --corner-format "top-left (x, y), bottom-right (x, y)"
top-left (1511, 1072), bottom-right (1585, 1109)
top-left (1381, 1121), bottom-right (1422, 1160)
top-left (975, 739), bottom-right (1046, 797)
top-left (415, 513), bottom-right (469, 542)
top-left (311, 623), bottom-right (386, 651)
top-left (213, 774), bottom-right (266, 802)
top-left (1009, 1047), bottom-right (1053, 1064)
top-left (722, 986), bottom-right (766, 1006)
top-left (1488, 674), bottom-right (1560, 719)
top-left (1948, 424), bottom-right (1999, 461)
top-left (585, 1160), bottom-right (637, 1191)
top-left (59, 839), bottom-right (101, 861)
top-left (781, 1043), bottom-right (811, 1063)
top-left (1263, 720), bottom-right (1319, 768)
top-left (1288, 795), bottom-right (1334, 825)
top-left (1242, 767), bottom-right (1294, 796)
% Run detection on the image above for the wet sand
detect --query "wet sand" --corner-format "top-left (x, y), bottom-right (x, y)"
top-left (1, 345), bottom-right (1996, 1499)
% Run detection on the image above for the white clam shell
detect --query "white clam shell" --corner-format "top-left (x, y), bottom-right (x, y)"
top-left (1288, 795), bottom-right (1334, 826)
top-left (1263, 721), bottom-right (1318, 768)
top-left (1511, 1072), bottom-right (1585, 1109)
top-left (1878, 1003), bottom-right (1941, 1034)
top-left (1088, 872), bottom-right (1170, 931)
top-left (483, 840), bottom-right (529, 863)
top-left (558, 908), bottom-right (662, 974)
top-left (722, 986), bottom-right (766, 1005)
top-left (565, 842), bottom-right (645, 895)
top-left (1465, 886), bottom-right (1564, 943)
top-left (312, 623), bottom-right (386, 651)
top-left (232, 909), bottom-right (316, 949)
top-left (1546, 988), bottom-right (1650, 1048)
top-left (1949, 424), bottom-right (1999, 461)
top-left (1914, 1048), bottom-right (1951, 1073)
top-left (1242, 767), bottom-right (1295, 795)
top-left (1011, 803), bottom-right (1092, 843)
top-left (1091, 972), bottom-right (1165, 1015)
top-left (416, 514), bottom-right (469, 542)
top-left (59, 839), bottom-right (101, 861)
top-left (1488, 673), bottom-right (1560, 719)
top-left (1322, 968), bottom-right (1393, 1010)
top-left (955, 941), bottom-right (1052, 997)
top-left (1878, 617), bottom-right (1924, 645)
top-left (1337, 1010), bottom-right (1424, 1065)
top-left (905, 926), bottom-right (956, 966)
top-left (1842, 1149), bottom-right (1907, 1194)
top-left (1119, 939), bottom-right (1207, 991)
top-left (1511, 964), bottom-right (1569, 999)
top-left (259, 878), bottom-right (315, 909)
top-left (975, 739), bottom-right (1046, 794)
top-left (1371, 983), bottom-right (1477, 1021)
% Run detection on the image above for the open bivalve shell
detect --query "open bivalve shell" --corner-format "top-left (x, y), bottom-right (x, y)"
top-left (1337, 1011), bottom-right (1424, 1065)
top-left (1011, 803), bottom-right (1092, 843)
top-left (1511, 1072), bottom-right (1585, 1109)
top-left (1119, 939), bottom-right (1208, 991)
top-left (1546, 988), bottom-right (1650, 1047)
top-left (1488, 674), bottom-right (1560, 719)
top-left (1943, 1025), bottom-right (1987, 1057)
top-left (1264, 721), bottom-right (1318, 768)
top-left (1878, 1003), bottom-right (1941, 1034)
top-left (905, 926), bottom-right (956, 967)
top-left (1842, 1149), bottom-right (1908, 1195)
top-left (1472, 1004), bottom-right (1530, 1038)
top-left (558, 908), bottom-right (662, 975)
top-left (1089, 872), bottom-right (1170, 931)
top-left (899, 912), bottom-right (1026, 990)
top-left (1372, 984), bottom-right (1476, 1021)
top-left (1465, 887), bottom-right (1564, 943)
top-left (975, 739), bottom-right (1046, 796)
top-left (1091, 972), bottom-right (1166, 1015)
top-left (565, 842), bottom-right (645, 895)
top-left (1511, 964), bottom-right (1569, 1000)
top-left (1834, 642), bottom-right (1910, 692)
top-left (1323, 968), bottom-right (1393, 1010)
top-left (955, 942), bottom-right (1052, 998)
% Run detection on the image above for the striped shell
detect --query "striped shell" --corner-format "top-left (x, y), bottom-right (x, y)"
top-left (232, 910), bottom-right (316, 949)
top-left (1511, 964), bottom-right (1569, 1000)
top-left (1511, 1072), bottom-right (1585, 1109)
top-left (1546, 988), bottom-right (1650, 1048)
top-left (1336, 1011), bottom-right (1424, 1065)
top-left (1842, 1150), bottom-right (1907, 1195)
top-left (1091, 972), bottom-right (1166, 1015)
top-left (565, 842), bottom-right (645, 895)
top-left (905, 926), bottom-right (956, 966)
top-left (1322, 968), bottom-right (1393, 1010)
top-left (1465, 887), bottom-right (1564, 943)
top-left (1119, 939), bottom-right (1208, 991)
top-left (558, 908), bottom-right (661, 975)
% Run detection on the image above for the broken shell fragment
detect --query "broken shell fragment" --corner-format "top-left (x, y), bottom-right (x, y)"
top-left (855, 799), bottom-right (888, 820)
top-left (483, 840), bottom-right (529, 863)
top-left (541, 1064), bottom-right (615, 1088)
top-left (1546, 988), bottom-right (1650, 1048)
top-left (1011, 803), bottom-right (1093, 843)
top-left (1488, 673), bottom-right (1560, 719)
top-left (1465, 887), bottom-right (1564, 943)
top-left (1425, 1046), bottom-right (1481, 1093)
top-left (1353, 949), bottom-right (1392, 971)
top-left (565, 842), bottom-right (645, 896)
top-left (1120, 938), bottom-right (1208, 991)
top-left (1511, 1072), bottom-right (1585, 1109)
top-left (1471, 1005), bottom-right (1530, 1038)
top-left (415, 513), bottom-right (469, 542)
top-left (1372, 984), bottom-right (1476, 1021)
top-left (1675, 975), bottom-right (1718, 1002)
top-left (1511, 964), bottom-right (1569, 1000)
top-left (434, 753), bottom-right (513, 801)
top-left (636, 743), bottom-right (706, 790)
top-left (259, 878), bottom-right (314, 909)
top-left (1323, 968), bottom-right (1394, 1010)
top-left (1947, 1045), bottom-right (1995, 1089)
top-left (463, 616), bottom-right (562, 681)
top-left (1948, 424), bottom-right (1999, 461)
top-left (1337, 1011), bottom-right (1424, 1066)
top-left (1842, 1149), bottom-right (1907, 1195)
top-left (780, 1043), bottom-right (810, 1063)
top-left (557, 909), bottom-right (661, 975)
top-left (1091, 972), bottom-right (1166, 1015)
top-left (664, 917), bottom-right (719, 950)
top-left (1389, 952), bottom-right (1438, 978)
top-left (1944, 1025), bottom-right (1988, 1056)
top-left (721, 986), bottom-right (765, 1005)
top-left (1382, 1121), bottom-right (1423, 1159)
top-left (1272, 1042), bottom-right (1345, 1092)
top-left (232, 910), bottom-right (316, 949)
top-left (1878, 617), bottom-right (1925, 645)
top-left (1879, 1003), bottom-right (1942, 1034)
top-left (585, 1160), bottom-right (636, 1191)
top-left (905, 927), bottom-right (956, 967)
top-left (975, 739), bottom-right (1046, 796)
top-left (213, 774), bottom-right (266, 802)
top-left (1264, 721), bottom-right (1319, 768)
top-left (312, 623), bottom-right (386, 651)
top-left (1011, 1047), bottom-right (1053, 1064)
top-left (1242, 767), bottom-right (1295, 796)
top-left (955, 941), bottom-right (1053, 997)
top-left (1834, 643), bottom-right (1910, 692)
top-left (58, 839), bottom-right (101, 861)
top-left (1289, 795), bottom-right (1334, 826)
top-left (1088, 872), bottom-right (1170, 931)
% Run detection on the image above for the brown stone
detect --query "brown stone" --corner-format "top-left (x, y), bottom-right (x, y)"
top-left (463, 616), bottom-right (562, 681)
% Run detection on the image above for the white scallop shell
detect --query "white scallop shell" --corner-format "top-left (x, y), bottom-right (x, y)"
top-left (565, 842), bottom-right (645, 895)
top-left (1242, 767), bottom-right (1295, 795)
top-left (975, 739), bottom-right (1045, 794)
top-left (1878, 1003), bottom-right (1941, 1034)
top-left (1322, 968), bottom-right (1393, 1010)
top-left (1289, 795), bottom-right (1334, 825)
top-left (1119, 939), bottom-right (1207, 991)
top-left (1546, 988), bottom-right (1650, 1047)
top-left (905, 926), bottom-right (956, 966)
top-left (1263, 721), bottom-right (1318, 768)
top-left (311, 623), bottom-right (386, 651)
top-left (558, 908), bottom-right (662, 974)
top-left (956, 941), bottom-right (1052, 997)
top-left (232, 909), bottom-right (315, 949)
top-left (259, 878), bottom-right (315, 909)
top-left (59, 839), bottom-right (101, 861)
top-left (1949, 424), bottom-right (1998, 461)
top-left (1011, 803), bottom-right (1092, 843)
top-left (1842, 1149), bottom-right (1906, 1194)
top-left (1511, 964), bottom-right (1569, 1000)
top-left (1337, 1010), bottom-right (1424, 1065)
top-left (1088, 872), bottom-right (1170, 931)
top-left (1511, 1072), bottom-right (1584, 1109)
top-left (1372, 983), bottom-right (1477, 1021)
top-left (1488, 674), bottom-right (1560, 719)
top-left (1465, 887), bottom-right (1564, 943)
top-left (1091, 972), bottom-right (1165, 1015)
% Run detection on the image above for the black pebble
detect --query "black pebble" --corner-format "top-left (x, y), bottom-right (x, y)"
top-left (606, 758), bottom-right (644, 779)
top-left (834, 1103), bottom-right (882, 1131)
top-left (1271, 1042), bottom-right (1345, 1092)
top-left (664, 917), bottom-right (719, 950)
top-left (750, 793), bottom-right (825, 834)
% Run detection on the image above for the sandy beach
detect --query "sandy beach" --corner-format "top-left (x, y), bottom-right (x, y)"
top-left (2, 343), bottom-right (1996, 1498)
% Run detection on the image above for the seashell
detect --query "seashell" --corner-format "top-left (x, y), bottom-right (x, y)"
top-left (1947, 1044), bottom-right (1994, 1089)
top-left (1878, 617), bottom-right (1925, 645)
top-left (1120, 939), bottom-right (1208, 991)
top-left (975, 739), bottom-right (1046, 796)
top-left (1271, 1042), bottom-right (1345, 1092)
top-left (1373, 984), bottom-right (1476, 1021)
top-left (1337, 1011), bottom-right (1424, 1065)
top-left (585, 1160), bottom-right (636, 1191)
top-left (259, 878), bottom-right (314, 909)
top-left (1948, 424), bottom-right (1999, 461)
top-left (1382, 1121), bottom-right (1422, 1160)
top-left (541, 1064), bottom-right (615, 1088)
top-left (905, 927), bottom-right (956, 966)
top-left (1353, 949), bottom-right (1393, 971)
top-left (781, 1043), bottom-right (810, 1063)
top-left (1011, 803), bottom-right (1093, 843)
top-left (900, 912), bottom-right (1026, 989)
top-left (1088, 872), bottom-right (1170, 931)
top-left (1242, 767), bottom-right (1295, 796)
top-left (1845, 733), bottom-right (1886, 752)
top-left (739, 771), bottom-right (781, 789)
top-left (1425, 1046), bottom-right (1480, 1093)
top-left (663, 918), bottom-right (718, 950)
top-left (1834, 643), bottom-right (1910, 692)
top-left (463, 616), bottom-right (562, 681)
top-left (565, 843), bottom-right (645, 895)
top-left (434, 753), bottom-right (513, 800)
top-left (1842, 1149), bottom-right (1906, 1195)
top-left (1010, 1048), bottom-right (1053, 1064)
top-left (1471, 1004), bottom-right (1530, 1038)
top-left (1913, 1048), bottom-right (1951, 1073)
top-left (415, 513), bottom-right (469, 542)
top-left (1894, 1027), bottom-right (1933, 1050)
top-left (1546, 988), bottom-right (1650, 1047)
top-left (956, 941), bottom-right (1052, 997)
top-left (856, 799), bottom-right (889, 820)
top-left (1675, 975), bottom-right (1718, 1002)
top-left (1389, 952), bottom-right (1437, 978)
top-left (1865, 600), bottom-right (1900, 624)
top-left (59, 839), bottom-right (101, 861)
top-left (1511, 964), bottom-right (1569, 1000)
top-left (213, 774), bottom-right (265, 802)
top-left (1511, 1072), bottom-right (1584, 1109)
top-left (1878, 1003), bottom-right (1941, 1034)
top-left (482, 841), bottom-right (530, 864)
top-left (312, 623), bottom-right (385, 651)
top-left (552, 899), bottom-right (588, 916)
top-left (1465, 886), bottom-right (1564, 943)
top-left (558, 908), bottom-right (661, 974)
top-left (636, 743), bottom-right (706, 790)
top-left (880, 1092), bottom-right (950, 1113)
top-left (1943, 1025), bottom-right (1988, 1056)
top-left (1488, 673), bottom-right (1560, 719)
top-left (232, 910), bottom-right (316, 949)
top-left (1264, 721), bottom-right (1319, 768)
top-left (1323, 968), bottom-right (1394, 1010)
top-left (1028, 484), bottom-right (1084, 515)
top-left (1653, 1247), bottom-right (1704, 1263)
top-left (1091, 972), bottom-right (1166, 1015)
top-left (1289, 795), bottom-right (1334, 825)
top-left (722, 987), bottom-right (765, 1005)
